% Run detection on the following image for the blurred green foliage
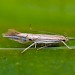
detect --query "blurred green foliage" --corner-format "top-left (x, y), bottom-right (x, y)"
top-left (0, 0), bottom-right (75, 75)
top-left (0, 0), bottom-right (75, 30)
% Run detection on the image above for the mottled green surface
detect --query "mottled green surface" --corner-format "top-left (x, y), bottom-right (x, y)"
top-left (0, 0), bottom-right (75, 75)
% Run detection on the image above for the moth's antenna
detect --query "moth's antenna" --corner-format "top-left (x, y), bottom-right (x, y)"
top-left (63, 32), bottom-right (75, 40)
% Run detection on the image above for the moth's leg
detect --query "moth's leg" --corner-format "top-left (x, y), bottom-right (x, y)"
top-left (45, 43), bottom-right (46, 46)
top-left (35, 43), bottom-right (37, 48)
top-left (37, 43), bottom-right (47, 50)
top-left (61, 41), bottom-right (72, 49)
top-left (21, 42), bottom-right (36, 53)
top-left (37, 46), bottom-right (47, 50)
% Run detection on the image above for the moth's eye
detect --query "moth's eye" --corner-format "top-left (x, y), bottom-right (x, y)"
top-left (62, 40), bottom-right (65, 41)
top-left (29, 39), bottom-right (32, 41)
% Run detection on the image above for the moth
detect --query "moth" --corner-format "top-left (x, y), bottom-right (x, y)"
top-left (3, 29), bottom-right (74, 53)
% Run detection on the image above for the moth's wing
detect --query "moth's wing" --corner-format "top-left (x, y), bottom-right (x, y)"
top-left (33, 39), bottom-right (60, 44)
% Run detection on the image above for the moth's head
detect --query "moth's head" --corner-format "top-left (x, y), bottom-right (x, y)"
top-left (2, 29), bottom-right (27, 43)
top-left (59, 35), bottom-right (69, 42)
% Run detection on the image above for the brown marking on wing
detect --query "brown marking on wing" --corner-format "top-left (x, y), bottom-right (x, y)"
top-left (4, 29), bottom-right (20, 36)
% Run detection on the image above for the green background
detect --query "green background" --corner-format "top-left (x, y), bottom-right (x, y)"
top-left (0, 0), bottom-right (75, 75)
